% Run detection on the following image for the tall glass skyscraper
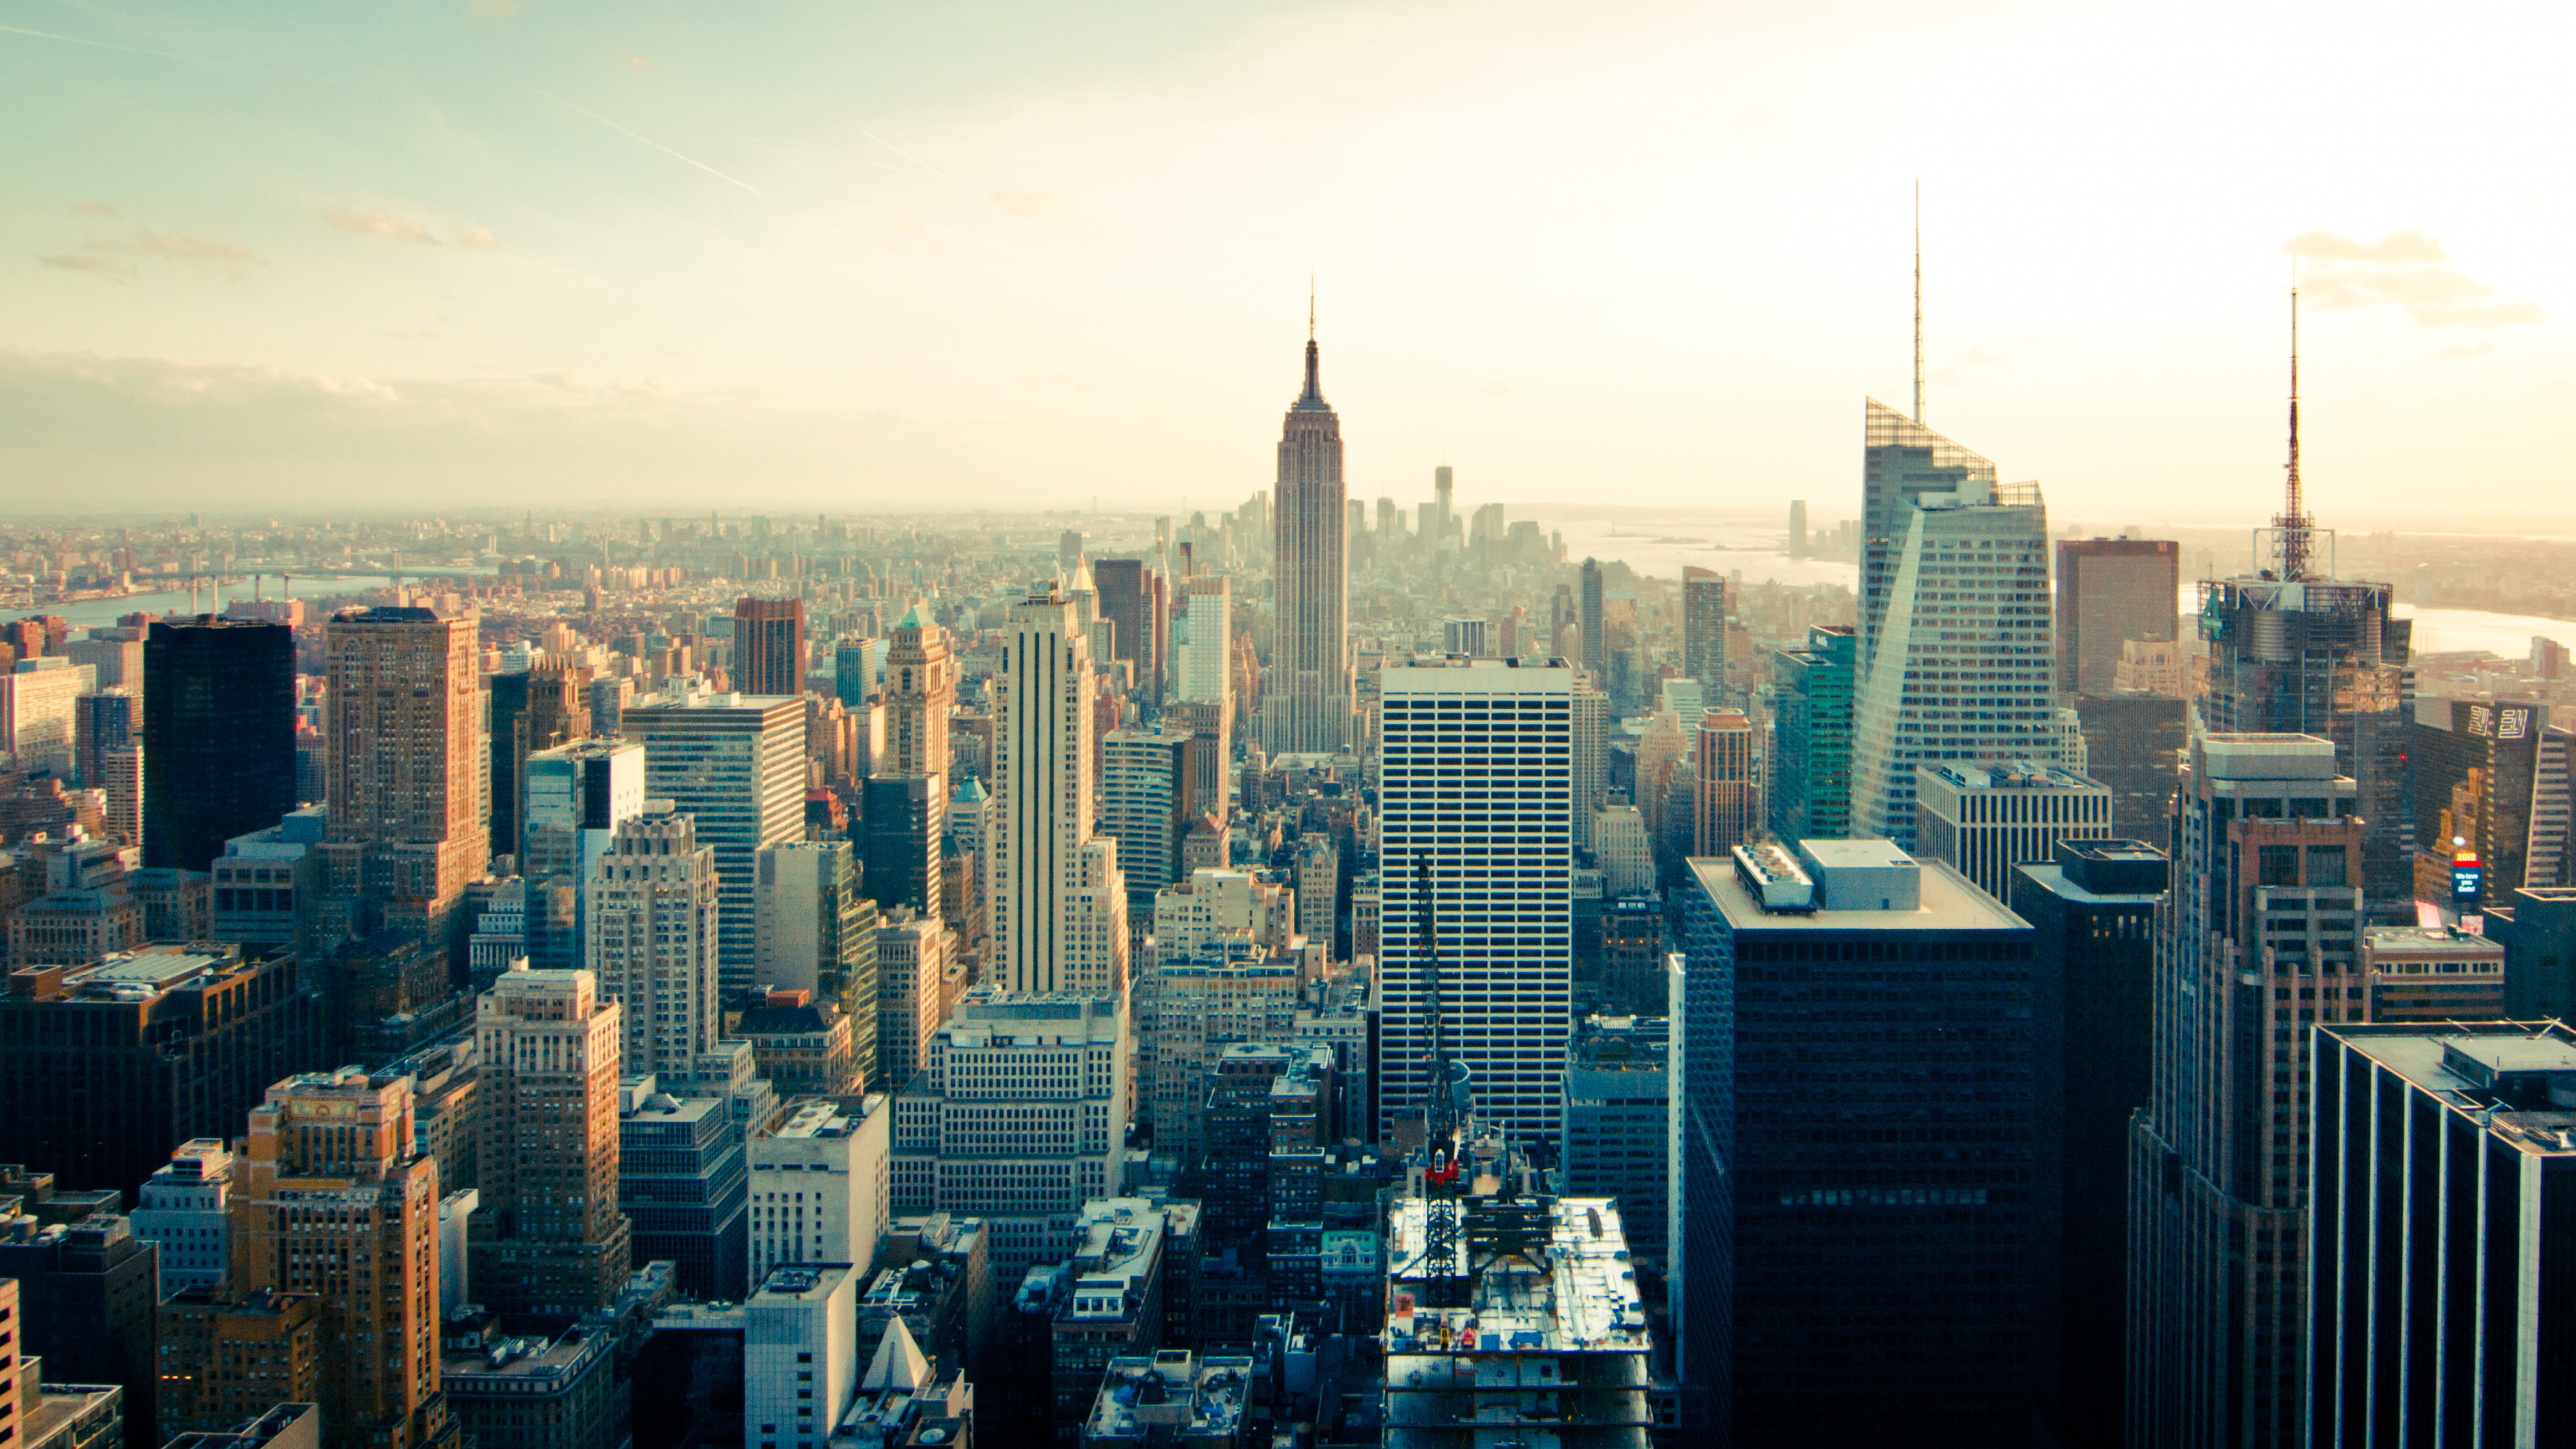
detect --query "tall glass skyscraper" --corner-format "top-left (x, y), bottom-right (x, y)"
top-left (1768, 624), bottom-right (1855, 843)
top-left (142, 616), bottom-right (295, 873)
top-left (621, 690), bottom-right (808, 998)
top-left (1848, 405), bottom-right (2059, 850)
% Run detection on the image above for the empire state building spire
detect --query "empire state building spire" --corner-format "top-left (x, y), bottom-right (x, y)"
top-left (1263, 304), bottom-right (1354, 754)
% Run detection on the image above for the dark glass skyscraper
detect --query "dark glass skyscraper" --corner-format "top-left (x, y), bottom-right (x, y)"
top-left (1679, 841), bottom-right (2039, 1446)
top-left (2011, 837), bottom-right (2169, 1448)
top-left (1682, 565), bottom-right (1727, 698)
top-left (143, 616), bottom-right (295, 871)
top-left (1091, 557), bottom-right (1166, 703)
top-left (1768, 624), bottom-right (1855, 843)
top-left (1578, 556), bottom-right (1607, 684)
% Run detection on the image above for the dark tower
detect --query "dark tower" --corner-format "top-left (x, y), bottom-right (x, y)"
top-left (732, 596), bottom-right (808, 697)
top-left (143, 616), bottom-right (296, 871)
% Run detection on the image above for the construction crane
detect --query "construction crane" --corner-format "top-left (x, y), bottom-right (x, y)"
top-left (1413, 855), bottom-right (1474, 1307)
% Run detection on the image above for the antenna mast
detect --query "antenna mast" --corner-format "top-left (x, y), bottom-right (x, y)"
top-left (1913, 180), bottom-right (1925, 424)
top-left (2274, 287), bottom-right (2313, 580)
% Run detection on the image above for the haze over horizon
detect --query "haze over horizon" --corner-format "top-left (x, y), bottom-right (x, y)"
top-left (5, 0), bottom-right (2568, 527)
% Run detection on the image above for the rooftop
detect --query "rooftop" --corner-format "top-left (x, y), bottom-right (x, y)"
top-left (2323, 1024), bottom-right (2576, 1158)
top-left (1691, 853), bottom-right (2028, 933)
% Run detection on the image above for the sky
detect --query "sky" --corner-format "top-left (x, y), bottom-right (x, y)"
top-left (2, 0), bottom-right (2569, 528)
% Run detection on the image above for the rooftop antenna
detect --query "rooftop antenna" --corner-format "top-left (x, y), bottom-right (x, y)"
top-left (1308, 275), bottom-right (1316, 341)
top-left (1913, 180), bottom-right (1925, 425)
top-left (2274, 286), bottom-right (2314, 581)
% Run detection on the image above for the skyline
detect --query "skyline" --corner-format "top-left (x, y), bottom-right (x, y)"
top-left (4, 0), bottom-right (2569, 526)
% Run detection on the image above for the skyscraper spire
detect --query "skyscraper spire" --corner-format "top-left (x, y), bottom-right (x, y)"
top-left (1299, 285), bottom-right (1324, 407)
top-left (2275, 286), bottom-right (2314, 580)
top-left (1913, 180), bottom-right (1925, 424)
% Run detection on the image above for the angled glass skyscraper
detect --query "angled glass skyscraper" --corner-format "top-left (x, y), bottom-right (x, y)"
top-left (1848, 403), bottom-right (2059, 851)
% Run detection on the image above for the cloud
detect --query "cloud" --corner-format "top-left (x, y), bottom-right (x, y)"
top-left (2282, 229), bottom-right (2447, 263)
top-left (468, 0), bottom-right (521, 15)
top-left (2435, 341), bottom-right (2498, 361)
top-left (326, 209), bottom-right (437, 244)
top-left (39, 253), bottom-right (137, 276)
top-left (458, 227), bottom-right (500, 250)
top-left (989, 190), bottom-right (1071, 219)
top-left (616, 48), bottom-right (649, 70)
top-left (95, 231), bottom-right (262, 264)
top-left (2413, 301), bottom-right (2546, 331)
top-left (70, 201), bottom-right (117, 217)
top-left (2283, 227), bottom-right (2542, 332)
top-left (1482, 380), bottom-right (1511, 396)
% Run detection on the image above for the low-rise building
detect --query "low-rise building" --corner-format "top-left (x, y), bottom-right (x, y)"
top-left (748, 1095), bottom-right (891, 1284)
top-left (439, 1311), bottom-right (619, 1449)
top-left (1079, 1351), bottom-right (1252, 1449)
top-left (2363, 923), bottom-right (2509, 1022)
top-left (130, 1138), bottom-right (233, 1297)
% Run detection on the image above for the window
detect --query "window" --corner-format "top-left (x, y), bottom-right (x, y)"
top-left (2305, 845), bottom-right (2347, 887)
top-left (2258, 846), bottom-right (2299, 887)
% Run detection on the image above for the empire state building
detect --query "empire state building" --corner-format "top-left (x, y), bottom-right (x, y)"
top-left (1262, 319), bottom-right (1354, 755)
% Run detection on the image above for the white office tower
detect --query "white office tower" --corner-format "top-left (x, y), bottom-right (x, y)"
top-left (622, 690), bottom-right (807, 998)
top-left (1175, 576), bottom-right (1232, 704)
top-left (890, 991), bottom-right (1130, 1291)
top-left (748, 1095), bottom-right (892, 1283)
top-left (1295, 834), bottom-right (1339, 955)
top-left (1377, 657), bottom-right (1575, 1146)
top-left (522, 738), bottom-right (645, 877)
top-left (1848, 454), bottom-right (2058, 852)
top-left (586, 805), bottom-right (721, 1079)
top-left (991, 586), bottom-right (1130, 996)
top-left (131, 1138), bottom-right (232, 1297)
top-left (875, 907), bottom-right (949, 1091)
top-left (746, 1262), bottom-right (861, 1449)
top-left (1100, 727), bottom-right (1194, 902)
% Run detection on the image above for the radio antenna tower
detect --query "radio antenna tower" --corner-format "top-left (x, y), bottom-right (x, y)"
top-left (1913, 180), bottom-right (1925, 424)
top-left (2273, 287), bottom-right (2314, 580)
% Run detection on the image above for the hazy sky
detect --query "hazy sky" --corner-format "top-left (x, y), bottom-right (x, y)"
top-left (4, 0), bottom-right (2567, 527)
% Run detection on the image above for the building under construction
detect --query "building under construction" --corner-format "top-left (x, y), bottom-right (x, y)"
top-left (1379, 859), bottom-right (1653, 1448)
top-left (1382, 1184), bottom-right (1654, 1448)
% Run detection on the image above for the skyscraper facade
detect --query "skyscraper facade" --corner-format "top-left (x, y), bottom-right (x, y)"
top-left (1091, 557), bottom-right (1167, 703)
top-left (1769, 625), bottom-right (1856, 844)
top-left (1377, 657), bottom-right (1573, 1148)
top-left (143, 616), bottom-right (295, 873)
top-left (732, 596), bottom-right (808, 698)
top-left (1100, 727), bottom-right (1197, 908)
top-left (1849, 407), bottom-right (2058, 850)
top-left (233, 1067), bottom-right (457, 1449)
top-left (859, 774), bottom-right (945, 919)
top-left (585, 806), bottom-right (722, 1081)
top-left (2055, 538), bottom-right (2180, 698)
top-left (1860, 398), bottom-right (1998, 667)
top-left (1578, 557), bottom-right (1607, 684)
top-left (2307, 1022), bottom-right (2576, 1445)
top-left (1787, 498), bottom-right (1809, 559)
top-left (1175, 574), bottom-right (1232, 706)
top-left (1911, 760), bottom-right (2114, 904)
top-left (2010, 838), bottom-right (2169, 1447)
top-left (991, 586), bottom-right (1129, 996)
top-left (324, 606), bottom-right (490, 907)
top-left (884, 602), bottom-right (954, 781)
top-left (1681, 566), bottom-right (1727, 698)
top-left (1679, 840), bottom-right (2040, 1445)
top-left (621, 688), bottom-right (807, 995)
top-left (1693, 708), bottom-right (1757, 857)
top-left (2128, 733), bottom-right (2367, 1446)
top-left (752, 839), bottom-right (880, 1057)
top-left (1262, 327), bottom-right (1353, 755)
top-left (469, 965), bottom-right (633, 1317)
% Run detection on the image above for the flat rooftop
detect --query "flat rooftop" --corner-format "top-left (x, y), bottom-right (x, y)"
top-left (1690, 855), bottom-right (2028, 933)
top-left (2324, 1025), bottom-right (2576, 1157)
